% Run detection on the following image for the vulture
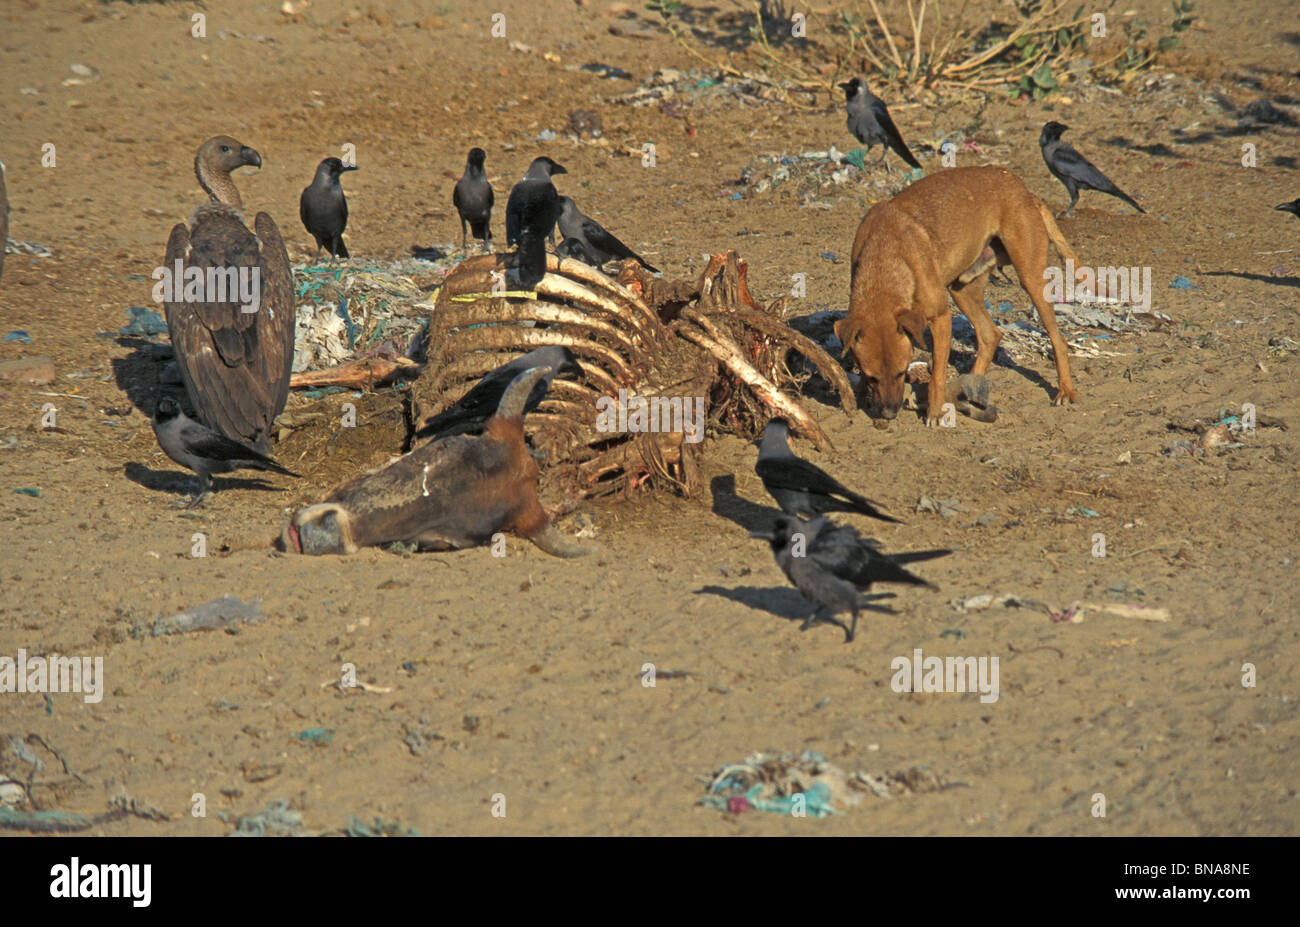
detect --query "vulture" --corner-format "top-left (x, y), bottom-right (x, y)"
top-left (162, 136), bottom-right (295, 455)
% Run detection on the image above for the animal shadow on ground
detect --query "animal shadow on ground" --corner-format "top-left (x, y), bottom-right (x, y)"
top-left (123, 461), bottom-right (283, 500)
top-left (110, 336), bottom-right (174, 418)
top-left (710, 473), bottom-right (781, 534)
top-left (1202, 271), bottom-right (1300, 289)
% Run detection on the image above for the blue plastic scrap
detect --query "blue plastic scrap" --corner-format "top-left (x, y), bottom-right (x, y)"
top-left (120, 306), bottom-right (168, 337)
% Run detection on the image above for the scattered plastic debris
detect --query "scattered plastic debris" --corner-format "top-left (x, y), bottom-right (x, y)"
top-left (5, 239), bottom-right (53, 258)
top-left (294, 727), bottom-right (334, 744)
top-left (151, 597), bottom-right (265, 636)
top-left (291, 262), bottom-right (435, 374)
top-left (0, 806), bottom-right (93, 833)
top-left (119, 306), bottom-right (168, 337)
top-left (700, 750), bottom-right (956, 817)
top-left (1169, 275), bottom-right (1200, 289)
top-left (612, 67), bottom-right (798, 111)
top-left (346, 815), bottom-right (419, 837)
top-left (2, 331), bottom-right (33, 344)
top-left (302, 386), bottom-right (350, 400)
top-left (1163, 407), bottom-right (1280, 457)
top-left (13, 488), bottom-right (39, 497)
top-left (229, 799), bottom-right (303, 837)
top-left (1053, 302), bottom-right (1159, 332)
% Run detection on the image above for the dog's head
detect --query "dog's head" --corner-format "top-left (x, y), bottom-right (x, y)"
top-left (835, 307), bottom-right (927, 419)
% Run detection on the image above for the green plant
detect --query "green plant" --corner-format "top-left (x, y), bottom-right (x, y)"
top-left (1158, 0), bottom-right (1195, 52)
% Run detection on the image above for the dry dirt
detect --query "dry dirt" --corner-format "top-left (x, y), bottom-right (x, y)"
top-left (1, 0), bottom-right (1298, 836)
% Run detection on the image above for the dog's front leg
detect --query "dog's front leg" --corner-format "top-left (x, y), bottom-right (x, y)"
top-left (926, 311), bottom-right (953, 426)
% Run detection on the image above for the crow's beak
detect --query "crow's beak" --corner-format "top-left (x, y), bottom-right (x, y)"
top-left (749, 529), bottom-right (775, 541)
top-left (342, 163), bottom-right (359, 172)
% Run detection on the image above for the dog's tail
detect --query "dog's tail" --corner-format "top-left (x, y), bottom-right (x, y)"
top-left (1035, 199), bottom-right (1103, 301)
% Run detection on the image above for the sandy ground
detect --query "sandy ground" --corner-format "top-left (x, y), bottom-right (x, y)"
top-left (0, 0), bottom-right (1298, 836)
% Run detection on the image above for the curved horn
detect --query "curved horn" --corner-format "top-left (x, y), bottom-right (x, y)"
top-left (528, 524), bottom-right (598, 558)
top-left (495, 365), bottom-right (553, 421)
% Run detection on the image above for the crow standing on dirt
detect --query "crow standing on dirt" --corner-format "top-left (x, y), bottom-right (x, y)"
top-left (152, 397), bottom-right (298, 507)
top-left (453, 147), bottom-right (494, 252)
top-left (556, 196), bottom-right (660, 273)
top-left (839, 77), bottom-right (921, 171)
top-left (1276, 199), bottom-right (1300, 222)
top-left (755, 419), bottom-right (899, 523)
top-left (300, 157), bottom-right (358, 263)
top-left (751, 515), bottom-right (949, 642)
top-left (1039, 122), bottom-right (1145, 217)
top-left (414, 345), bottom-right (583, 441)
top-left (505, 156), bottom-right (567, 288)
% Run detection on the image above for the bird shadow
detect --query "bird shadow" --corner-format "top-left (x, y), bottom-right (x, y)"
top-left (109, 336), bottom-right (175, 418)
top-left (1201, 271), bottom-right (1300, 289)
top-left (410, 245), bottom-right (454, 262)
top-left (697, 584), bottom-right (898, 630)
top-left (124, 462), bottom-right (284, 499)
top-left (696, 584), bottom-right (815, 624)
top-left (710, 474), bottom-right (784, 534)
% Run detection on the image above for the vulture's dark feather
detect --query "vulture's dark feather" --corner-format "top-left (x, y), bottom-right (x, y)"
top-left (163, 136), bottom-right (294, 455)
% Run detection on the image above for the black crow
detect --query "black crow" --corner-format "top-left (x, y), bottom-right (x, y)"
top-left (152, 397), bottom-right (297, 507)
top-left (505, 156), bottom-right (566, 288)
top-left (414, 345), bottom-right (583, 441)
top-left (840, 77), bottom-right (921, 171)
top-left (751, 515), bottom-right (949, 642)
top-left (1275, 199), bottom-right (1300, 221)
top-left (453, 147), bottom-right (494, 252)
top-left (555, 236), bottom-right (599, 266)
top-left (755, 418), bottom-right (899, 522)
top-left (300, 156), bottom-right (358, 263)
top-left (1039, 122), bottom-right (1144, 217)
top-left (556, 196), bottom-right (659, 273)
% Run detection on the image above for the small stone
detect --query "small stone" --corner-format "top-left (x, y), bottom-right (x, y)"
top-left (0, 356), bottom-right (55, 384)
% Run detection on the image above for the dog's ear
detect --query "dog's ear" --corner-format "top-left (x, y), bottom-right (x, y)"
top-left (833, 317), bottom-right (856, 348)
top-left (896, 310), bottom-right (928, 349)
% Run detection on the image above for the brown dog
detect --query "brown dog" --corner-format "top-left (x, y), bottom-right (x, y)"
top-left (835, 165), bottom-right (1085, 424)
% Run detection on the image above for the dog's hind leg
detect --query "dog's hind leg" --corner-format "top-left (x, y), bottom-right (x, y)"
top-left (1002, 207), bottom-right (1079, 405)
